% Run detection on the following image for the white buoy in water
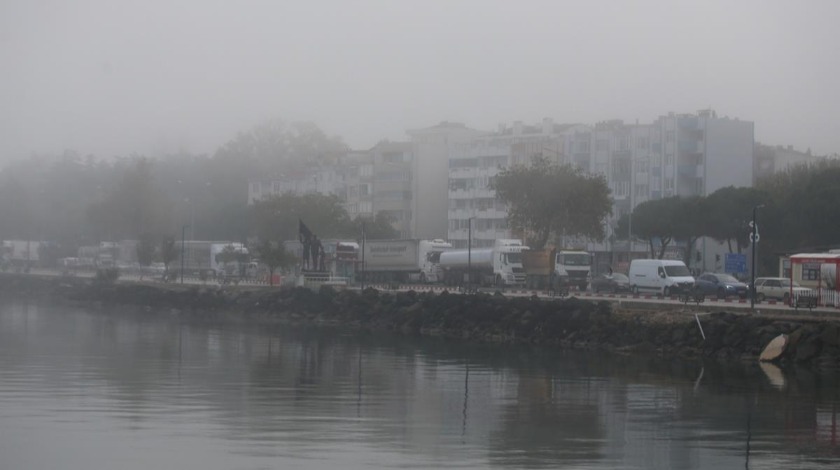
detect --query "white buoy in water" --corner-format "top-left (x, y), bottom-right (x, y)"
top-left (759, 334), bottom-right (787, 362)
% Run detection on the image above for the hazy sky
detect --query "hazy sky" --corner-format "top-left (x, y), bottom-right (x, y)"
top-left (2, 0), bottom-right (839, 162)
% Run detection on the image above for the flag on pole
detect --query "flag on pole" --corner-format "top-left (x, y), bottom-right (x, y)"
top-left (299, 219), bottom-right (313, 242)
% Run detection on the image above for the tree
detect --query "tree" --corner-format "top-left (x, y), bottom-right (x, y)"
top-left (135, 234), bottom-right (155, 279)
top-left (253, 239), bottom-right (296, 286)
top-left (671, 196), bottom-right (706, 265)
top-left (704, 186), bottom-right (766, 253)
top-left (87, 157), bottom-right (173, 239)
top-left (160, 236), bottom-right (177, 280)
top-left (492, 156), bottom-right (612, 250)
top-left (214, 119), bottom-right (347, 170)
top-left (251, 193), bottom-right (352, 242)
top-left (617, 197), bottom-right (682, 259)
top-left (349, 212), bottom-right (400, 240)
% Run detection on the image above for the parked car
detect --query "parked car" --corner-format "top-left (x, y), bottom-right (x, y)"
top-left (753, 277), bottom-right (814, 304)
top-left (591, 272), bottom-right (630, 293)
top-left (695, 272), bottom-right (749, 299)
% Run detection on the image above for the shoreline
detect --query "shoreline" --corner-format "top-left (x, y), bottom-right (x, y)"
top-left (2, 273), bottom-right (839, 369)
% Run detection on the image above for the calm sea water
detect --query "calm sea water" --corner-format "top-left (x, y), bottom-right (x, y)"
top-left (1, 301), bottom-right (838, 469)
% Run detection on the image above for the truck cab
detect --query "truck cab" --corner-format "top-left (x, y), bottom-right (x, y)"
top-left (555, 250), bottom-right (592, 291)
top-left (493, 239), bottom-right (528, 286)
top-left (417, 239), bottom-right (452, 283)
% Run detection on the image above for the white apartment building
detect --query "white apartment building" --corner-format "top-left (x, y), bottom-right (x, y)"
top-left (447, 119), bottom-right (570, 248)
top-left (407, 122), bottom-right (483, 240)
top-left (440, 111), bottom-right (754, 271)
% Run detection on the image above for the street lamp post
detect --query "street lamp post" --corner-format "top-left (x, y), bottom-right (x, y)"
top-left (750, 204), bottom-right (764, 309)
top-left (361, 221), bottom-right (366, 291)
top-left (467, 217), bottom-right (473, 293)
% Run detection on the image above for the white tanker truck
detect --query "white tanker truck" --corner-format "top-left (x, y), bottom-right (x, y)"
top-left (439, 239), bottom-right (527, 287)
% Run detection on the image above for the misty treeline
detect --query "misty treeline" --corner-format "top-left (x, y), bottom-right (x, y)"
top-left (0, 119), bottom-right (396, 262)
top-left (615, 160), bottom-right (840, 274)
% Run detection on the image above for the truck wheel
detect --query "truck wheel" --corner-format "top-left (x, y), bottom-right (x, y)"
top-left (495, 274), bottom-right (502, 287)
top-left (631, 285), bottom-right (638, 295)
top-left (663, 286), bottom-right (671, 297)
top-left (756, 293), bottom-right (765, 302)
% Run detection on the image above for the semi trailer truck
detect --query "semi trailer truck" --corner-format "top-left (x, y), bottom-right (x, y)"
top-left (360, 239), bottom-right (452, 283)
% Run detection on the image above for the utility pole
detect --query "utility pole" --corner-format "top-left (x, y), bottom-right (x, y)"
top-left (467, 217), bottom-right (473, 293)
top-left (750, 204), bottom-right (764, 309)
top-left (360, 221), bottom-right (366, 291)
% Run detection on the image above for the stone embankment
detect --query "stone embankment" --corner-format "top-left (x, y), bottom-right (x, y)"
top-left (2, 274), bottom-right (840, 368)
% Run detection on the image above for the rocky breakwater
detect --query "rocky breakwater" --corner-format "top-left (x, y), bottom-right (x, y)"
top-left (2, 274), bottom-right (840, 368)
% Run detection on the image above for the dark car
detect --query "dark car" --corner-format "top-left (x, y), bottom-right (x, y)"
top-left (695, 272), bottom-right (749, 299)
top-left (591, 272), bottom-right (630, 293)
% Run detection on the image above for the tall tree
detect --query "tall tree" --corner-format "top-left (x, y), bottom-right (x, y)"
top-left (160, 236), bottom-right (177, 280)
top-left (617, 197), bottom-right (682, 259)
top-left (87, 157), bottom-right (173, 239)
top-left (671, 196), bottom-right (707, 265)
top-left (492, 156), bottom-right (612, 250)
top-left (253, 239), bottom-right (296, 286)
top-left (350, 212), bottom-right (400, 240)
top-left (251, 192), bottom-right (353, 242)
top-left (704, 186), bottom-right (766, 253)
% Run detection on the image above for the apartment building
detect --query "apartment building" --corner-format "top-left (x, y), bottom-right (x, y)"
top-left (407, 122), bottom-right (483, 240)
top-left (754, 143), bottom-right (826, 182)
top-left (369, 141), bottom-right (414, 238)
top-left (446, 119), bottom-right (569, 249)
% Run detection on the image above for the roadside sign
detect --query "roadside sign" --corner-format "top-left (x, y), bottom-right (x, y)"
top-left (724, 253), bottom-right (747, 274)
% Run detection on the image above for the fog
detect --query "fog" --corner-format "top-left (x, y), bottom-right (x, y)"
top-left (2, 0), bottom-right (839, 162)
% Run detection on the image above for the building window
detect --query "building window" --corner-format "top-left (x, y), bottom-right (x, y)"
top-left (803, 263), bottom-right (821, 281)
top-left (664, 177), bottom-right (675, 191)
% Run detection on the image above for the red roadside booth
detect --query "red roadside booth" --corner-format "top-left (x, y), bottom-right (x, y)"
top-left (788, 253), bottom-right (840, 307)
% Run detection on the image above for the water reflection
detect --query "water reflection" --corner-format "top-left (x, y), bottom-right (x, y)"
top-left (0, 301), bottom-right (838, 469)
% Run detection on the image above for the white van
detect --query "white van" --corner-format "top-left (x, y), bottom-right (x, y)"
top-left (628, 259), bottom-right (695, 296)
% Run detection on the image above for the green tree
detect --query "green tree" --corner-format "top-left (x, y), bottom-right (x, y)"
top-left (756, 159), bottom-right (840, 274)
top-left (704, 186), bottom-right (766, 253)
top-left (617, 197), bottom-right (681, 259)
top-left (160, 236), bottom-right (177, 280)
top-left (87, 157), bottom-right (172, 239)
top-left (253, 239), bottom-right (296, 286)
top-left (135, 234), bottom-right (155, 279)
top-left (251, 193), bottom-right (352, 242)
top-left (671, 196), bottom-right (707, 265)
top-left (350, 212), bottom-right (400, 240)
top-left (492, 156), bottom-right (612, 250)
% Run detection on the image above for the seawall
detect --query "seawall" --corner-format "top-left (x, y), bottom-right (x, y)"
top-left (2, 274), bottom-right (840, 368)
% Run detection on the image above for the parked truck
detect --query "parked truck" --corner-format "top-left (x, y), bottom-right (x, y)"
top-left (360, 239), bottom-right (452, 283)
top-left (556, 249), bottom-right (592, 291)
top-left (522, 248), bottom-right (558, 290)
top-left (439, 239), bottom-right (527, 287)
top-left (174, 241), bottom-right (250, 279)
top-left (521, 248), bottom-right (592, 291)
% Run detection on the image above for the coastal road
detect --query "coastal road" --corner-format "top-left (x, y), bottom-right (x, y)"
top-left (16, 268), bottom-right (840, 317)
